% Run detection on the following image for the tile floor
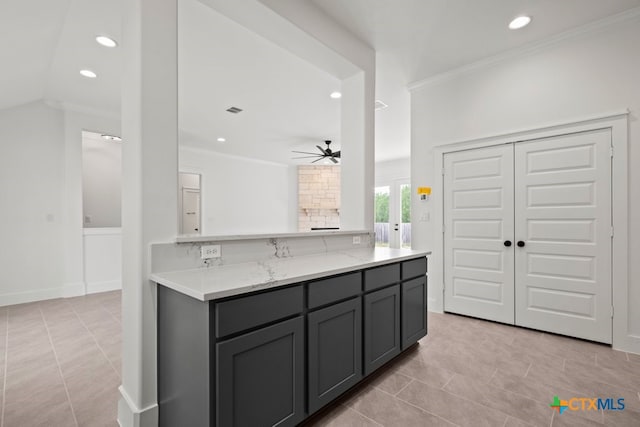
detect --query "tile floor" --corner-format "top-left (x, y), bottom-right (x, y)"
top-left (0, 291), bottom-right (121, 427)
top-left (306, 312), bottom-right (640, 427)
top-left (1, 292), bottom-right (639, 426)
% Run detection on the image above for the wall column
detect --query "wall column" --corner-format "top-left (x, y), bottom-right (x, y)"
top-left (118, 0), bottom-right (178, 425)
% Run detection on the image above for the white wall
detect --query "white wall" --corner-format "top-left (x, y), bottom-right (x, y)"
top-left (180, 147), bottom-right (296, 235)
top-left (375, 157), bottom-right (410, 187)
top-left (0, 100), bottom-right (121, 306)
top-left (0, 101), bottom-right (68, 305)
top-left (82, 131), bottom-right (122, 228)
top-left (410, 16), bottom-right (640, 352)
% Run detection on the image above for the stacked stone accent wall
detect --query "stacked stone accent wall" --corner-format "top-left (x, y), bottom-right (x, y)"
top-left (298, 165), bottom-right (340, 231)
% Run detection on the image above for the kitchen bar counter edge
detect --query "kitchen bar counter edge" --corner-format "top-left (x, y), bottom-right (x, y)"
top-left (150, 247), bottom-right (430, 301)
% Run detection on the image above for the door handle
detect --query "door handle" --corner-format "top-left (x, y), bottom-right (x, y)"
top-left (394, 223), bottom-right (399, 231)
top-left (504, 240), bottom-right (512, 247)
top-left (517, 241), bottom-right (525, 247)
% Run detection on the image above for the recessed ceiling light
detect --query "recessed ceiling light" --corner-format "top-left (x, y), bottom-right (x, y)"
top-left (95, 35), bottom-right (118, 48)
top-left (80, 69), bottom-right (97, 78)
top-left (509, 16), bottom-right (531, 30)
top-left (217, 137), bottom-right (226, 142)
top-left (330, 92), bottom-right (342, 99)
top-left (101, 134), bottom-right (122, 142)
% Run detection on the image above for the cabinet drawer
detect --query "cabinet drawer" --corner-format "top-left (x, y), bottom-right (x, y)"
top-left (364, 263), bottom-right (400, 292)
top-left (215, 286), bottom-right (303, 338)
top-left (308, 272), bottom-right (361, 309)
top-left (402, 257), bottom-right (427, 280)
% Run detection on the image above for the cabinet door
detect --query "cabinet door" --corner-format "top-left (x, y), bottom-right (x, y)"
top-left (402, 276), bottom-right (427, 349)
top-left (217, 317), bottom-right (304, 427)
top-left (308, 298), bottom-right (362, 414)
top-left (364, 285), bottom-right (400, 375)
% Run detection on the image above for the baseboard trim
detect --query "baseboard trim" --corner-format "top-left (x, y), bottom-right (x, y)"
top-left (0, 282), bottom-right (85, 307)
top-left (87, 280), bottom-right (122, 294)
top-left (613, 333), bottom-right (640, 355)
top-left (118, 386), bottom-right (158, 427)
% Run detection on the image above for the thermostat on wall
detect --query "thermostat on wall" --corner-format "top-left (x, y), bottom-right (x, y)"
top-left (417, 186), bottom-right (431, 201)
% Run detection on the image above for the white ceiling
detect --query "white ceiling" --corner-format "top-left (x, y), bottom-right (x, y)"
top-left (178, 0), bottom-right (342, 164)
top-left (312, 0), bottom-right (640, 162)
top-left (2, 0), bottom-right (639, 163)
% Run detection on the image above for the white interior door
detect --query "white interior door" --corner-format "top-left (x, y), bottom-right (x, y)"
top-left (514, 129), bottom-right (612, 343)
top-left (181, 188), bottom-right (201, 234)
top-left (443, 145), bottom-right (515, 324)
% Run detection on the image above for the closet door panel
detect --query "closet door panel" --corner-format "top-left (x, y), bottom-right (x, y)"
top-left (514, 129), bottom-right (612, 343)
top-left (443, 145), bottom-right (515, 324)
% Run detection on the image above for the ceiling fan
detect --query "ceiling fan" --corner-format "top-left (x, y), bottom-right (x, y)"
top-left (292, 140), bottom-right (341, 164)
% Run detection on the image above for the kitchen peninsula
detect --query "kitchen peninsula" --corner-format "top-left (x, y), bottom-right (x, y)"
top-left (151, 231), bottom-right (429, 427)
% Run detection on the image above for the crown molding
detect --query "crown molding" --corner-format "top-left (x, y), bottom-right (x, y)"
top-left (408, 6), bottom-right (640, 92)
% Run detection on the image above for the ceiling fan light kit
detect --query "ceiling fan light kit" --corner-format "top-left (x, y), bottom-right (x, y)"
top-left (292, 140), bottom-right (341, 164)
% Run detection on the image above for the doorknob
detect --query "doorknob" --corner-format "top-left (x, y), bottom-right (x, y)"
top-left (517, 241), bottom-right (525, 247)
top-left (504, 240), bottom-right (512, 247)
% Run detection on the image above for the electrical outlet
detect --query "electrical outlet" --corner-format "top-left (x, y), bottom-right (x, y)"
top-left (352, 236), bottom-right (361, 245)
top-left (201, 245), bottom-right (221, 259)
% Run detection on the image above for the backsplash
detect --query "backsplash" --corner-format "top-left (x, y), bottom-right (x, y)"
top-left (151, 231), bottom-right (373, 274)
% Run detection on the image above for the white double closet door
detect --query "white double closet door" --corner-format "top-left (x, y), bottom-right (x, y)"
top-left (443, 129), bottom-right (612, 343)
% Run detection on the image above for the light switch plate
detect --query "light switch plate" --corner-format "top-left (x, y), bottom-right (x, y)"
top-left (201, 245), bottom-right (221, 259)
top-left (353, 236), bottom-right (361, 244)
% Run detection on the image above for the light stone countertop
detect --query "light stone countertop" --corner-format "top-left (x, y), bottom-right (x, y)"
top-left (150, 247), bottom-right (430, 301)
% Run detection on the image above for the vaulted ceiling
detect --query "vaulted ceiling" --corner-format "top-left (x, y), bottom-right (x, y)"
top-left (2, 0), bottom-right (639, 163)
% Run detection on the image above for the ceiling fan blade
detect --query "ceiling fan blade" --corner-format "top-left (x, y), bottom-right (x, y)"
top-left (291, 156), bottom-right (323, 159)
top-left (333, 151), bottom-right (341, 158)
top-left (330, 156), bottom-right (338, 164)
top-left (311, 157), bottom-right (324, 163)
top-left (292, 150), bottom-right (322, 155)
top-left (316, 145), bottom-right (329, 155)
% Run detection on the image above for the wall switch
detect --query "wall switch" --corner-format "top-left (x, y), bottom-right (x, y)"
top-left (201, 245), bottom-right (221, 259)
top-left (419, 212), bottom-right (430, 222)
top-left (352, 236), bottom-right (361, 244)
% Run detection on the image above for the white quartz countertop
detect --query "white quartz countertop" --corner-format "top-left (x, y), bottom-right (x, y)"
top-left (151, 247), bottom-right (430, 301)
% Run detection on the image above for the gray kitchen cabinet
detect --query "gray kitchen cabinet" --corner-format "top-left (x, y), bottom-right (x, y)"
top-left (363, 284), bottom-right (401, 375)
top-left (401, 276), bottom-right (427, 349)
top-left (217, 316), bottom-right (305, 427)
top-left (307, 297), bottom-right (362, 414)
top-left (157, 256), bottom-right (428, 427)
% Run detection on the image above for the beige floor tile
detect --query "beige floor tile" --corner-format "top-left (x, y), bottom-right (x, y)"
top-left (551, 410), bottom-right (604, 426)
top-left (491, 370), bottom-right (603, 424)
top-left (304, 404), bottom-right (382, 426)
top-left (444, 373), bottom-right (554, 427)
top-left (564, 358), bottom-right (640, 391)
top-left (504, 415), bottom-right (537, 426)
top-left (397, 378), bottom-right (508, 427)
top-left (3, 398), bottom-right (76, 427)
top-left (416, 345), bottom-right (498, 382)
top-left (348, 386), bottom-right (456, 426)
top-left (369, 370), bottom-right (413, 395)
top-left (602, 407), bottom-right (640, 427)
top-left (395, 352), bottom-right (455, 389)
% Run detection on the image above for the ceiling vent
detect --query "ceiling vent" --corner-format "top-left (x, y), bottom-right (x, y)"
top-left (226, 106), bottom-right (243, 114)
top-left (374, 100), bottom-right (388, 111)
